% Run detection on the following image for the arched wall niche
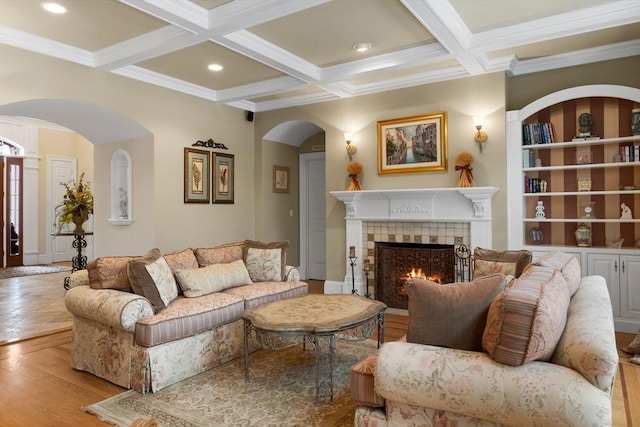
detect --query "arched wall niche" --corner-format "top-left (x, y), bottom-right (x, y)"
top-left (109, 149), bottom-right (132, 225)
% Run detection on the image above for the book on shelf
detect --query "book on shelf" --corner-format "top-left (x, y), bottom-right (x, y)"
top-left (522, 123), bottom-right (555, 145)
top-left (522, 149), bottom-right (535, 168)
top-left (620, 144), bottom-right (640, 162)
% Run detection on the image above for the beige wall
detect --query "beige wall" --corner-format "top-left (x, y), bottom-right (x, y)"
top-left (37, 129), bottom-right (93, 252)
top-left (1, 45), bottom-right (256, 257)
top-left (257, 140), bottom-right (300, 265)
top-left (255, 72), bottom-right (508, 282)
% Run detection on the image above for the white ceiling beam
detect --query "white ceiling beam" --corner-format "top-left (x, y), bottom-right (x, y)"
top-left (215, 76), bottom-right (308, 103)
top-left (94, 26), bottom-right (205, 71)
top-left (321, 43), bottom-right (452, 83)
top-left (401, 0), bottom-right (485, 75)
top-left (0, 26), bottom-right (94, 67)
top-left (207, 0), bottom-right (329, 35)
top-left (112, 65), bottom-right (216, 101)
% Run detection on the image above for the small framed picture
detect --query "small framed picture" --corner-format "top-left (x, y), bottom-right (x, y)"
top-left (184, 148), bottom-right (210, 203)
top-left (212, 153), bottom-right (234, 204)
top-left (273, 165), bottom-right (289, 193)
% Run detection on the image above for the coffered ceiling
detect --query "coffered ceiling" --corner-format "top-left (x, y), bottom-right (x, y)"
top-left (1, 0), bottom-right (639, 112)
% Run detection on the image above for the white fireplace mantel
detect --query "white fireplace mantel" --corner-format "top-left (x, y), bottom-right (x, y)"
top-left (329, 187), bottom-right (499, 295)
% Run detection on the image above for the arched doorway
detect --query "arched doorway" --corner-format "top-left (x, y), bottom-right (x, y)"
top-left (262, 120), bottom-right (326, 280)
top-left (0, 99), bottom-right (153, 264)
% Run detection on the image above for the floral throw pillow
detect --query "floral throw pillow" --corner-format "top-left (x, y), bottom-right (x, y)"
top-left (245, 247), bottom-right (282, 282)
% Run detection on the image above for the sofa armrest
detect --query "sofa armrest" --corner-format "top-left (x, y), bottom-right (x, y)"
top-left (65, 286), bottom-right (153, 332)
top-left (284, 265), bottom-right (300, 282)
top-left (376, 342), bottom-right (612, 426)
top-left (68, 270), bottom-right (90, 289)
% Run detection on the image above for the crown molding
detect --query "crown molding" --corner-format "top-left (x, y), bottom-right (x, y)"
top-left (511, 40), bottom-right (640, 76)
top-left (215, 76), bottom-right (307, 103)
top-left (471, 1), bottom-right (640, 52)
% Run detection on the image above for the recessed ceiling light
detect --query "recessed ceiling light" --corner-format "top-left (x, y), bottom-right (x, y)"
top-left (41, 2), bottom-right (67, 14)
top-left (207, 64), bottom-right (223, 72)
top-left (352, 43), bottom-right (372, 53)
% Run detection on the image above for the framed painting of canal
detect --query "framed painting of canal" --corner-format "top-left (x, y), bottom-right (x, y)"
top-left (377, 112), bottom-right (448, 175)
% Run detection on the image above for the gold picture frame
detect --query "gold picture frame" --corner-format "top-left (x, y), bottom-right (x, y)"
top-left (212, 153), bottom-right (234, 204)
top-left (377, 112), bottom-right (448, 175)
top-left (184, 148), bottom-right (210, 203)
top-left (273, 165), bottom-right (289, 193)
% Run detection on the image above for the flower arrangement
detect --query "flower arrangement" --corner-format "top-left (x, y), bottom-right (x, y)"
top-left (54, 173), bottom-right (94, 234)
top-left (454, 151), bottom-right (475, 187)
top-left (347, 161), bottom-right (363, 191)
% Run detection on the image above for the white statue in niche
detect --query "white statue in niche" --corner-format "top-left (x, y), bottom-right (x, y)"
top-left (535, 201), bottom-right (546, 219)
top-left (620, 202), bottom-right (633, 220)
top-left (119, 187), bottom-right (128, 218)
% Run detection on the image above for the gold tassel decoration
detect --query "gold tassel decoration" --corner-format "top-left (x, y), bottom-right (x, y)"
top-left (347, 161), bottom-right (364, 191)
top-left (454, 152), bottom-right (475, 187)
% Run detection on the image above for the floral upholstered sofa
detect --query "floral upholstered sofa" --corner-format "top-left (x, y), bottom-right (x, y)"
top-left (352, 251), bottom-right (619, 426)
top-left (65, 240), bottom-right (307, 394)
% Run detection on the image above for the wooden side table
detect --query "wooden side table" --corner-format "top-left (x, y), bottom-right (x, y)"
top-left (53, 232), bottom-right (93, 290)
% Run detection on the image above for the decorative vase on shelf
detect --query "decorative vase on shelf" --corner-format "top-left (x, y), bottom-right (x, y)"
top-left (575, 223), bottom-right (591, 247)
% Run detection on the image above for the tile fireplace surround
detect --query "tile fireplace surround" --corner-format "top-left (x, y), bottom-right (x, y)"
top-left (329, 187), bottom-right (499, 296)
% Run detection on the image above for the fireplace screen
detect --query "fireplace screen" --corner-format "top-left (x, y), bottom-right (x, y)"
top-left (375, 242), bottom-right (455, 310)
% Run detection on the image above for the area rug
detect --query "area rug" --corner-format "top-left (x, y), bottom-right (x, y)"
top-left (84, 339), bottom-right (378, 427)
top-left (0, 265), bottom-right (71, 279)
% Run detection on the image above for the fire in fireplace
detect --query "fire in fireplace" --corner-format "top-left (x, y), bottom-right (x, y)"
top-left (375, 242), bottom-right (455, 310)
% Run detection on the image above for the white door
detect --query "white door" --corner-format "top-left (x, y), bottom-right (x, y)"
top-left (300, 152), bottom-right (325, 280)
top-left (49, 157), bottom-right (76, 262)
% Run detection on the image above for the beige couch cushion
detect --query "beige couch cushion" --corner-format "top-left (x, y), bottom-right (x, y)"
top-left (473, 247), bottom-right (532, 279)
top-left (128, 248), bottom-right (179, 312)
top-left (175, 260), bottom-right (252, 297)
top-left (406, 274), bottom-right (508, 351)
top-left (87, 256), bottom-right (134, 292)
top-left (194, 242), bottom-right (244, 267)
top-left (535, 251), bottom-right (581, 296)
top-left (483, 264), bottom-right (570, 366)
top-left (243, 240), bottom-right (289, 282)
top-left (163, 248), bottom-right (199, 273)
top-left (135, 292), bottom-right (245, 347)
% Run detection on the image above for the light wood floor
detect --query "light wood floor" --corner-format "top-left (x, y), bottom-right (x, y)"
top-left (0, 276), bottom-right (638, 426)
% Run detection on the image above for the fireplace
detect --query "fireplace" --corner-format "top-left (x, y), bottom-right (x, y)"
top-left (375, 242), bottom-right (455, 309)
top-left (330, 187), bottom-right (498, 296)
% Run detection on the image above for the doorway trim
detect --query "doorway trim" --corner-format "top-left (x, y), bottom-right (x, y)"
top-left (299, 151), bottom-right (325, 280)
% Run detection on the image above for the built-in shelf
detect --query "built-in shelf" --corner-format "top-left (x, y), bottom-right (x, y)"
top-left (524, 190), bottom-right (640, 196)
top-left (523, 135), bottom-right (640, 150)
top-left (524, 218), bottom-right (640, 223)
top-left (524, 162), bottom-right (639, 172)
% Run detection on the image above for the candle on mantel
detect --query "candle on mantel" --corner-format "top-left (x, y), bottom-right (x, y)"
top-left (363, 258), bottom-right (370, 270)
top-left (349, 246), bottom-right (356, 258)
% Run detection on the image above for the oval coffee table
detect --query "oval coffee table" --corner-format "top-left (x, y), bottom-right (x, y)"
top-left (242, 294), bottom-right (386, 404)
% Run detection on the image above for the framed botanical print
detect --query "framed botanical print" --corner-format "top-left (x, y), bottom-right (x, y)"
top-left (212, 153), bottom-right (234, 204)
top-left (273, 165), bottom-right (289, 193)
top-left (377, 112), bottom-right (448, 174)
top-left (184, 147), bottom-right (210, 203)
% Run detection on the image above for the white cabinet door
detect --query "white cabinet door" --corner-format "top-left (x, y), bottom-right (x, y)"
top-left (587, 253), bottom-right (620, 317)
top-left (620, 255), bottom-right (640, 321)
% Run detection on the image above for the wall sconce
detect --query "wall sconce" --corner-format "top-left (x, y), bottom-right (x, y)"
top-left (473, 117), bottom-right (488, 152)
top-left (345, 132), bottom-right (357, 160)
